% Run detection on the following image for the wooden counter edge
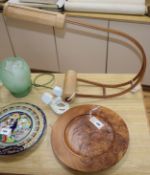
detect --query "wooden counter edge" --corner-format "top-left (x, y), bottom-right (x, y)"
top-left (65, 12), bottom-right (150, 24)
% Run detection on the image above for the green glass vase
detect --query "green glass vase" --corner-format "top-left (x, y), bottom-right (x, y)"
top-left (0, 57), bottom-right (32, 97)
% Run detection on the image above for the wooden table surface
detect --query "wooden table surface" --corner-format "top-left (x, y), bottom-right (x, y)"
top-left (0, 73), bottom-right (150, 175)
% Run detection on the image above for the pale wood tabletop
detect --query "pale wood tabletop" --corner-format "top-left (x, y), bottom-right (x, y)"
top-left (0, 73), bottom-right (150, 175)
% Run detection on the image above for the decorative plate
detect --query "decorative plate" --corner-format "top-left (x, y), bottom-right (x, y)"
top-left (51, 105), bottom-right (129, 172)
top-left (0, 102), bottom-right (46, 155)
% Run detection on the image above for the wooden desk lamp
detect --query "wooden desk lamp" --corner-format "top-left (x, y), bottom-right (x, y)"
top-left (1, 5), bottom-right (148, 172)
top-left (3, 3), bottom-right (147, 101)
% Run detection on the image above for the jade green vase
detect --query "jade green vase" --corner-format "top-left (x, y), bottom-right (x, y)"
top-left (0, 57), bottom-right (32, 97)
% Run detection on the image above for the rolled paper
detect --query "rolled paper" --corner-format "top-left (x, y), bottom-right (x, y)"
top-left (20, 0), bottom-right (58, 3)
top-left (65, 2), bottom-right (146, 15)
top-left (7, 0), bottom-right (57, 8)
top-left (67, 0), bottom-right (145, 4)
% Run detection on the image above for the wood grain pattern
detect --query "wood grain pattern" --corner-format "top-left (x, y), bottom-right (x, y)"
top-left (51, 105), bottom-right (129, 172)
top-left (0, 73), bottom-right (150, 175)
top-left (3, 3), bottom-right (65, 28)
top-left (143, 90), bottom-right (150, 123)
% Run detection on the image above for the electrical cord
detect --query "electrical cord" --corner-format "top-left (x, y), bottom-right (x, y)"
top-left (32, 73), bottom-right (55, 89)
top-left (0, 73), bottom-right (55, 110)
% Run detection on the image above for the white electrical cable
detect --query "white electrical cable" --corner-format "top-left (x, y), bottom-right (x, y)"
top-left (52, 86), bottom-right (63, 97)
top-left (41, 87), bottom-right (70, 115)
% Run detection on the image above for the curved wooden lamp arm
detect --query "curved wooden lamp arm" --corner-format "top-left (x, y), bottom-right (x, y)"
top-left (66, 19), bottom-right (146, 98)
top-left (3, 4), bottom-right (147, 99)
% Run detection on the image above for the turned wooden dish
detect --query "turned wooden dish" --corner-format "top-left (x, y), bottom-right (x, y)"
top-left (51, 105), bottom-right (129, 172)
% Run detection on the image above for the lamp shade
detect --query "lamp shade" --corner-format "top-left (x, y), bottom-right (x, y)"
top-left (0, 57), bottom-right (32, 97)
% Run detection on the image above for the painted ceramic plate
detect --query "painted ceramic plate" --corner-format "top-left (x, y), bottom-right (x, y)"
top-left (0, 102), bottom-right (46, 155)
top-left (51, 105), bottom-right (129, 172)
